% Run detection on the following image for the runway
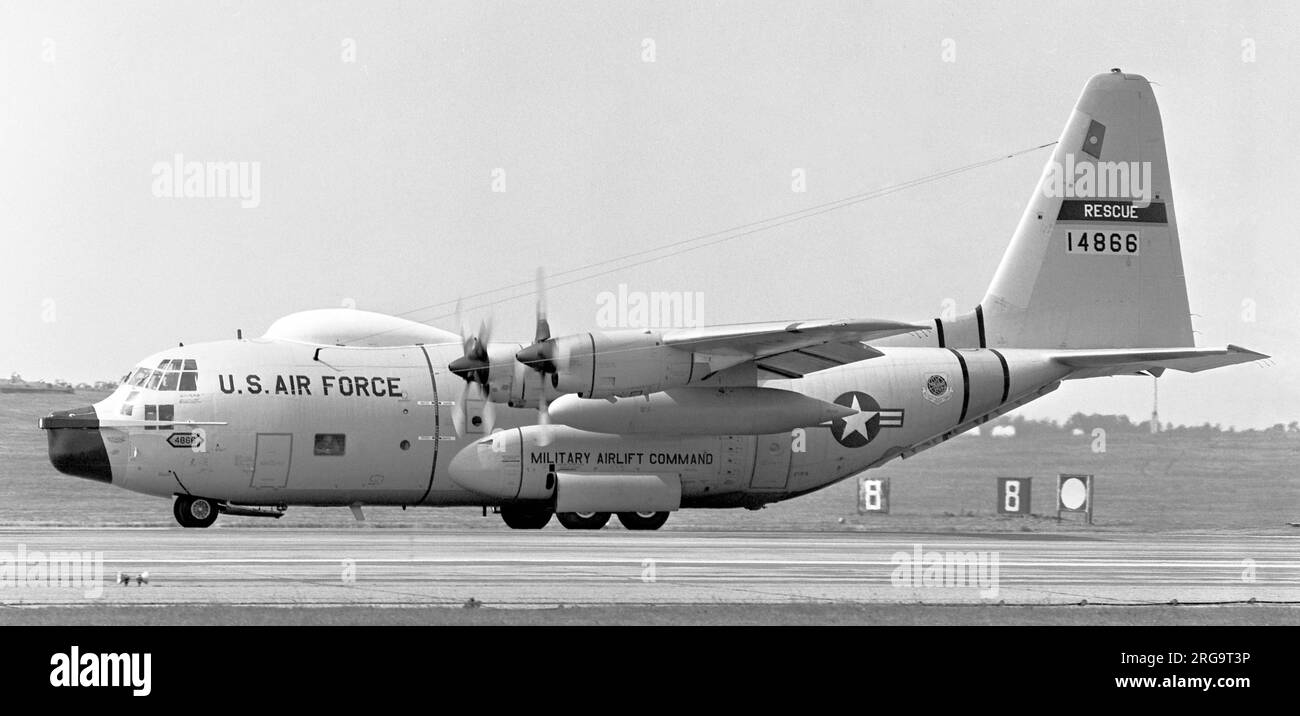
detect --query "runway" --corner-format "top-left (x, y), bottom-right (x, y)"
top-left (0, 527), bottom-right (1296, 608)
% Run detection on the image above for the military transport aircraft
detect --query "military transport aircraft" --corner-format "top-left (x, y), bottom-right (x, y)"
top-left (41, 70), bottom-right (1265, 529)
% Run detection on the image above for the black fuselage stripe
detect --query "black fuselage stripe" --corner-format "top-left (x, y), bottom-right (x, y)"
top-left (935, 318), bottom-right (946, 348)
top-left (588, 332), bottom-right (598, 397)
top-left (989, 348), bottom-right (1010, 404)
top-left (975, 304), bottom-right (987, 348)
top-left (417, 345), bottom-right (440, 505)
top-left (514, 427), bottom-right (525, 500)
top-left (948, 348), bottom-right (971, 423)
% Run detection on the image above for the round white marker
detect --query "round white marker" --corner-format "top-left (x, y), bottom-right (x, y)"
top-left (1060, 477), bottom-right (1087, 510)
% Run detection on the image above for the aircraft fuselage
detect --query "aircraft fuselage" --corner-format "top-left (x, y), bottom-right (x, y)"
top-left (52, 337), bottom-right (1070, 511)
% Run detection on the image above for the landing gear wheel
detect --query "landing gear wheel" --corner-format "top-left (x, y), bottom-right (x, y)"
top-left (616, 511), bottom-right (670, 531)
top-left (500, 504), bottom-right (554, 529)
top-left (173, 495), bottom-right (219, 528)
top-left (556, 511), bottom-right (611, 530)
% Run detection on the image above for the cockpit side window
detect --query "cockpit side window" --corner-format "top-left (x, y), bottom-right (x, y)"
top-left (145, 371), bottom-right (163, 390)
top-left (179, 372), bottom-right (198, 391)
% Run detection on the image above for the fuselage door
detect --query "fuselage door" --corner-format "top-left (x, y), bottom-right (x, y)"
top-left (251, 433), bottom-right (292, 488)
top-left (750, 433), bottom-right (792, 490)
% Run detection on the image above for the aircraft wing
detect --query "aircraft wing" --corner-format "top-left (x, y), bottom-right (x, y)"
top-left (1050, 344), bottom-right (1268, 379)
top-left (751, 341), bottom-right (888, 379)
top-left (663, 318), bottom-right (926, 378)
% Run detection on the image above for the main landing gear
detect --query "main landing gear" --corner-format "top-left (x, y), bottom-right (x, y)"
top-left (615, 511), bottom-right (670, 531)
top-left (555, 511), bottom-right (611, 530)
top-left (499, 504), bottom-right (554, 529)
top-left (501, 506), bottom-right (670, 531)
top-left (173, 495), bottom-right (219, 528)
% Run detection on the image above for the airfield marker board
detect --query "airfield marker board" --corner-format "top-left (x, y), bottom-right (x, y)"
top-left (857, 477), bottom-right (889, 514)
top-left (1057, 473), bottom-right (1094, 524)
top-left (997, 477), bottom-right (1032, 515)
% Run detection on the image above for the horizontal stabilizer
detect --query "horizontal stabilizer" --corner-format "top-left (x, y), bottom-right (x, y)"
top-left (1051, 344), bottom-right (1267, 378)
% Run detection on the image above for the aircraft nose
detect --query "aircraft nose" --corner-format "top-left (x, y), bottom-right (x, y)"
top-left (39, 405), bottom-right (112, 483)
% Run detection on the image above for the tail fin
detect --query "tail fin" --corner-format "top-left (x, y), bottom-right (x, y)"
top-left (980, 70), bottom-right (1193, 349)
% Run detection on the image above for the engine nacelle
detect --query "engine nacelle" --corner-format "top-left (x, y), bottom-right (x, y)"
top-left (470, 344), bottom-right (549, 409)
top-left (549, 330), bottom-right (695, 399)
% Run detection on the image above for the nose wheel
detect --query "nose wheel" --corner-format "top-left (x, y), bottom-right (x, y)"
top-left (173, 495), bottom-right (219, 528)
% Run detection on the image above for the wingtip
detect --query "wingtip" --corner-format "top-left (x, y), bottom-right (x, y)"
top-left (1227, 344), bottom-right (1270, 360)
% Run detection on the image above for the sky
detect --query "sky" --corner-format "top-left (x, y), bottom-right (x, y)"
top-left (1, 0), bottom-right (1296, 428)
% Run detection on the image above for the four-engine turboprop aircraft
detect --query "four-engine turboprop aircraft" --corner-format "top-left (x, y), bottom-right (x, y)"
top-left (41, 70), bottom-right (1265, 529)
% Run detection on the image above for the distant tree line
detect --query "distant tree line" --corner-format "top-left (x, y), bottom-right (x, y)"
top-left (983, 413), bottom-right (1299, 437)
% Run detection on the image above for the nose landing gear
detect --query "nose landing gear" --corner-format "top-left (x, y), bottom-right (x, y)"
top-left (173, 495), bottom-right (219, 528)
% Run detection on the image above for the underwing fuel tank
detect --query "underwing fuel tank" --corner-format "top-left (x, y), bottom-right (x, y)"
top-left (548, 387), bottom-right (854, 435)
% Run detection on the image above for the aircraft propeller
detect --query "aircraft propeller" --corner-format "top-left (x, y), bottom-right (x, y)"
top-left (447, 304), bottom-right (496, 437)
top-left (515, 268), bottom-right (556, 445)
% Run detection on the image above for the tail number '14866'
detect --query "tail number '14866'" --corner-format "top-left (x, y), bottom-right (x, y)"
top-left (1066, 231), bottom-right (1139, 255)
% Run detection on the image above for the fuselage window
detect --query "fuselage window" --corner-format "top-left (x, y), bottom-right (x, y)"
top-left (314, 434), bottom-right (346, 456)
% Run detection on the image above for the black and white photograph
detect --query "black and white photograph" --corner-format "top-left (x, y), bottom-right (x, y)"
top-left (1, 0), bottom-right (1295, 700)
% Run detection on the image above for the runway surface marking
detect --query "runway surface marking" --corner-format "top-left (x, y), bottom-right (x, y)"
top-left (0, 528), bottom-right (1296, 607)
